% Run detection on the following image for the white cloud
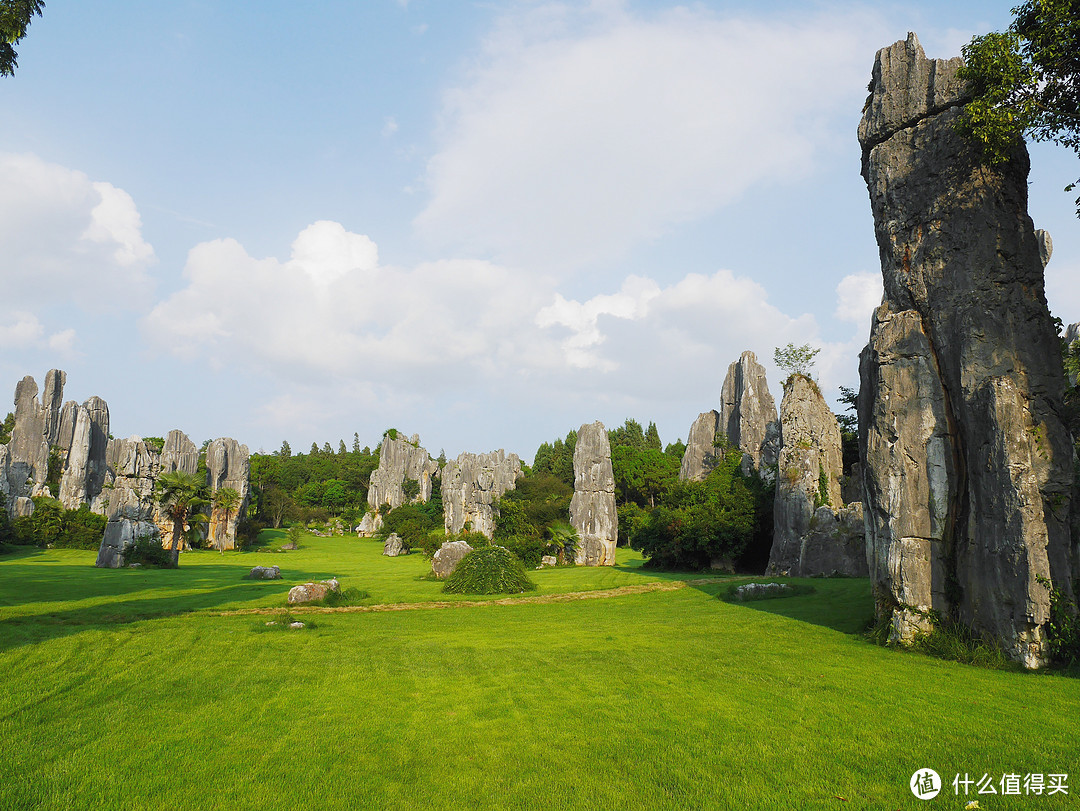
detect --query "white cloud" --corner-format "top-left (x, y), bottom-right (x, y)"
top-left (382, 116), bottom-right (399, 138)
top-left (414, 3), bottom-right (889, 270)
top-left (0, 153), bottom-right (155, 307)
top-left (834, 272), bottom-right (883, 324)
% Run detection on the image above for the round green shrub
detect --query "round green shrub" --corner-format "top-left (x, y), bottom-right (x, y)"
top-left (442, 545), bottom-right (537, 595)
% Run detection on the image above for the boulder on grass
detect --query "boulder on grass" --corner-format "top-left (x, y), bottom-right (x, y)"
top-left (432, 540), bottom-right (473, 579)
top-left (287, 578), bottom-right (340, 604)
top-left (383, 533), bottom-right (406, 557)
top-left (248, 565), bottom-right (281, 580)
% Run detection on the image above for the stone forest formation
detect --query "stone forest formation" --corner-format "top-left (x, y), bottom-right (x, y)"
top-left (1, 32), bottom-right (1079, 670)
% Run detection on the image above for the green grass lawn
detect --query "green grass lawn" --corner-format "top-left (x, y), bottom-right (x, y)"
top-left (2, 532), bottom-right (1078, 810)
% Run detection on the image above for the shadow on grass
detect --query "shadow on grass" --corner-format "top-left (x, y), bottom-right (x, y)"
top-left (712, 577), bottom-right (874, 636)
top-left (0, 563), bottom-right (337, 653)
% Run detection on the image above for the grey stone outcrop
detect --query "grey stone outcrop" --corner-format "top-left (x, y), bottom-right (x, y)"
top-left (570, 421), bottom-right (617, 566)
top-left (360, 432), bottom-right (439, 536)
top-left (1065, 322), bottom-right (1079, 387)
top-left (432, 540), bottom-right (473, 578)
top-left (858, 33), bottom-right (1074, 668)
top-left (287, 579), bottom-right (340, 604)
top-left (766, 375), bottom-right (850, 577)
top-left (442, 450), bottom-right (521, 538)
top-left (720, 351), bottom-right (780, 479)
top-left (248, 565), bottom-right (281, 580)
top-left (95, 508), bottom-right (161, 568)
top-left (58, 397), bottom-right (110, 510)
top-left (679, 410), bottom-right (720, 482)
top-left (206, 437), bottom-right (250, 551)
top-left (383, 533), bottom-right (406, 557)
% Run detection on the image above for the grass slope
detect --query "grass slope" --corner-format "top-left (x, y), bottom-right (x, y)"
top-left (1, 532), bottom-right (1077, 810)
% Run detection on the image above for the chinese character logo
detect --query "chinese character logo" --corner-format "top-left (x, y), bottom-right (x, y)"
top-left (911, 769), bottom-right (942, 800)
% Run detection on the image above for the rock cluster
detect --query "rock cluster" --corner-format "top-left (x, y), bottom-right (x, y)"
top-left (766, 375), bottom-right (864, 577)
top-left (570, 421), bottom-right (617, 566)
top-left (858, 34), bottom-right (1074, 667)
top-left (442, 450), bottom-right (521, 538)
top-left (1, 370), bottom-right (77, 508)
top-left (679, 351), bottom-right (779, 482)
top-left (248, 565), bottom-right (281, 580)
top-left (205, 437), bottom-right (251, 550)
top-left (358, 432), bottom-right (439, 535)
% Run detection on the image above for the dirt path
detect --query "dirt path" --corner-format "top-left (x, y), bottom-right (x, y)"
top-left (216, 577), bottom-right (735, 617)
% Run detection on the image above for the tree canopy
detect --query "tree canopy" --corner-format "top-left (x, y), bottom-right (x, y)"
top-left (958, 0), bottom-right (1080, 215)
top-left (1, 1), bottom-right (44, 76)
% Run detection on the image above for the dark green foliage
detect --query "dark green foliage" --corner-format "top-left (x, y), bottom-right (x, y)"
top-left (813, 463), bottom-right (831, 510)
top-left (499, 535), bottom-right (547, 569)
top-left (316, 586), bottom-right (371, 608)
top-left (378, 502), bottom-right (442, 551)
top-left (442, 546), bottom-right (537, 595)
top-left (401, 477), bottom-right (421, 502)
top-left (0, 411), bottom-right (13, 444)
top-left (616, 502), bottom-right (648, 546)
top-left (530, 430), bottom-right (577, 487)
top-left (545, 522), bottom-right (578, 564)
top-left (836, 385), bottom-right (859, 475)
top-left (1037, 575), bottom-right (1080, 667)
top-left (125, 533), bottom-right (172, 567)
top-left (44, 446), bottom-right (63, 496)
top-left (0, 0), bottom-right (44, 76)
top-left (611, 444), bottom-right (680, 510)
top-left (250, 437), bottom-right (379, 524)
top-left (630, 452), bottom-right (760, 571)
top-left (958, 0), bottom-right (1080, 216)
top-left (143, 437), bottom-right (165, 453)
top-left (235, 518), bottom-right (267, 550)
top-left (494, 472), bottom-right (573, 544)
top-left (0, 492), bottom-right (12, 545)
top-left (10, 496), bottom-right (64, 547)
top-left (53, 504), bottom-right (107, 550)
top-left (664, 439), bottom-right (686, 460)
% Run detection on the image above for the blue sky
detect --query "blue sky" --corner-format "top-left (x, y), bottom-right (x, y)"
top-left (1, 0), bottom-right (1077, 460)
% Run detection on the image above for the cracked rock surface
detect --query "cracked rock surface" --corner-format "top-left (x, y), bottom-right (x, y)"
top-left (858, 33), bottom-right (1074, 668)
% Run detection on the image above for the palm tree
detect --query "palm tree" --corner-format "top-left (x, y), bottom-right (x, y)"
top-left (155, 471), bottom-right (207, 567)
top-left (211, 487), bottom-right (242, 554)
top-left (546, 521), bottom-right (580, 565)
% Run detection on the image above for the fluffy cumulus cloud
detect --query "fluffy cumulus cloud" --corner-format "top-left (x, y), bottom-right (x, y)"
top-left (414, 1), bottom-right (889, 270)
top-left (144, 220), bottom-right (879, 444)
top-left (0, 152), bottom-right (156, 353)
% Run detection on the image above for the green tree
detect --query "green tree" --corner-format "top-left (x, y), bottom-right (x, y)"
top-left (958, 0), bottom-right (1080, 215)
top-left (155, 471), bottom-right (207, 567)
top-left (1, 0), bottom-right (44, 76)
top-left (0, 411), bottom-right (14, 444)
top-left (211, 487), bottom-right (242, 554)
top-left (774, 343), bottom-right (819, 379)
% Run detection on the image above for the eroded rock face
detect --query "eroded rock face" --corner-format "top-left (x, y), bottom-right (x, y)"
top-left (58, 397), bottom-right (110, 510)
top-left (858, 33), bottom-right (1074, 668)
top-left (442, 450), bottom-right (521, 538)
top-left (570, 421), bottom-right (617, 566)
top-left (679, 410), bottom-right (720, 482)
top-left (1065, 321), bottom-right (1079, 387)
top-left (766, 375), bottom-right (845, 576)
top-left (720, 351), bottom-right (780, 479)
top-left (432, 540), bottom-right (473, 578)
top-left (363, 434), bottom-right (439, 535)
top-left (797, 503), bottom-right (868, 578)
top-left (206, 437), bottom-right (250, 551)
top-left (5, 375), bottom-right (51, 500)
top-left (95, 508), bottom-right (161, 569)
